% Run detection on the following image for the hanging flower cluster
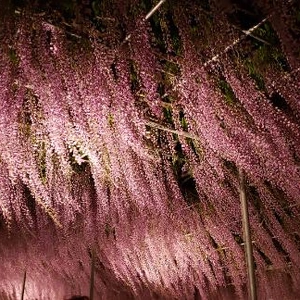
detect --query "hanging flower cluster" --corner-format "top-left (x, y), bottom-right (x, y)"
top-left (0, 0), bottom-right (299, 299)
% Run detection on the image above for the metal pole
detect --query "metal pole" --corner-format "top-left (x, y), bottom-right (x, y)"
top-left (89, 249), bottom-right (95, 300)
top-left (124, 0), bottom-right (167, 42)
top-left (239, 169), bottom-right (257, 300)
top-left (145, 0), bottom-right (166, 20)
top-left (21, 270), bottom-right (26, 300)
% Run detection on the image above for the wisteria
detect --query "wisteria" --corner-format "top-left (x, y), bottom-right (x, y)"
top-left (0, 0), bottom-right (299, 299)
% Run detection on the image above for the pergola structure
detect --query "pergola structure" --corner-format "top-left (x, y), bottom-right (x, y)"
top-left (0, 0), bottom-right (299, 299)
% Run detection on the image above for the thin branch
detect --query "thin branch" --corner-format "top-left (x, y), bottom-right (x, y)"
top-left (14, 10), bottom-right (83, 39)
top-left (145, 121), bottom-right (201, 141)
top-left (35, 197), bottom-right (62, 229)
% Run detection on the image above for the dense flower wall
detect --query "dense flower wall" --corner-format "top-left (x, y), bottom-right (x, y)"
top-left (0, 0), bottom-right (299, 299)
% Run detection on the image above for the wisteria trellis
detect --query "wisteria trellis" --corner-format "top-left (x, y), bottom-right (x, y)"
top-left (0, 0), bottom-right (299, 299)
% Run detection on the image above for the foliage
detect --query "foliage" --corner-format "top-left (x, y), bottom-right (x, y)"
top-left (0, 0), bottom-right (299, 299)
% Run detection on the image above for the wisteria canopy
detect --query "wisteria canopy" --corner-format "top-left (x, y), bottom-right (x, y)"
top-left (0, 0), bottom-right (299, 299)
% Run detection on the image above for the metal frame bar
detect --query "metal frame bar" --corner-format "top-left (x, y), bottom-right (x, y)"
top-left (204, 15), bottom-right (271, 66)
top-left (145, 0), bottom-right (167, 20)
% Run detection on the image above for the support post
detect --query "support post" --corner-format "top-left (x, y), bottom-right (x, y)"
top-left (239, 169), bottom-right (257, 300)
top-left (89, 249), bottom-right (95, 300)
top-left (21, 270), bottom-right (26, 300)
